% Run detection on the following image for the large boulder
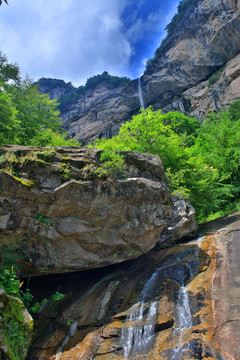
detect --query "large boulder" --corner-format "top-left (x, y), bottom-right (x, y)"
top-left (0, 146), bottom-right (197, 276)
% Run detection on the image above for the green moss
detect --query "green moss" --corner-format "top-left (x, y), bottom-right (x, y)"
top-left (59, 162), bottom-right (72, 179)
top-left (12, 176), bottom-right (31, 187)
top-left (0, 152), bottom-right (18, 173)
top-left (34, 149), bottom-right (56, 160)
top-left (0, 289), bottom-right (33, 360)
top-left (61, 156), bottom-right (71, 161)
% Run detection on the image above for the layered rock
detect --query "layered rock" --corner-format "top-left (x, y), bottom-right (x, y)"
top-left (27, 213), bottom-right (240, 360)
top-left (46, 0), bottom-right (240, 144)
top-left (164, 52), bottom-right (240, 120)
top-left (0, 145), bottom-right (197, 276)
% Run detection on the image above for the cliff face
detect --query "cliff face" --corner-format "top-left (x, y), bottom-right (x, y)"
top-left (28, 213), bottom-right (240, 360)
top-left (46, 0), bottom-right (240, 144)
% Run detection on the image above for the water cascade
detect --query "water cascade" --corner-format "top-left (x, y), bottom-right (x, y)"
top-left (169, 237), bottom-right (203, 359)
top-left (138, 77), bottom-right (145, 109)
top-left (121, 237), bottom-right (203, 359)
top-left (121, 271), bottom-right (159, 358)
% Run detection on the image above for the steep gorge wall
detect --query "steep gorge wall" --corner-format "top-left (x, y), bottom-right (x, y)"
top-left (58, 0), bottom-right (240, 144)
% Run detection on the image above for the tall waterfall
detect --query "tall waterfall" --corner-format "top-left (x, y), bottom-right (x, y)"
top-left (138, 77), bottom-right (145, 109)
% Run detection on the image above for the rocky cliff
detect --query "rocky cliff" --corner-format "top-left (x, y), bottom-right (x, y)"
top-left (0, 145), bottom-right (197, 276)
top-left (27, 213), bottom-right (240, 360)
top-left (39, 0), bottom-right (240, 144)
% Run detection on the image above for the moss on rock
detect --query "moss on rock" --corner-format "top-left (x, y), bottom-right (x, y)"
top-left (0, 287), bottom-right (33, 360)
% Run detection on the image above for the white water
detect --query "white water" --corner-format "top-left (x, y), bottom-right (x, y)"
top-left (122, 301), bottom-right (158, 358)
top-left (171, 237), bottom-right (203, 359)
top-left (138, 77), bottom-right (145, 109)
top-left (121, 237), bottom-right (204, 359)
top-left (121, 271), bottom-right (159, 358)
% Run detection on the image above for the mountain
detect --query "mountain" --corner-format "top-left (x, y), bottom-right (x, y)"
top-left (37, 0), bottom-right (240, 145)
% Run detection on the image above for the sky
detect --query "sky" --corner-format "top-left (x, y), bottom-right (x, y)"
top-left (0, 0), bottom-right (180, 86)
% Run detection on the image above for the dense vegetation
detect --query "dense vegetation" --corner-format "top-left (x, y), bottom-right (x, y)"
top-left (0, 53), bottom-right (78, 146)
top-left (37, 71), bottom-right (131, 113)
top-left (91, 101), bottom-right (240, 222)
top-left (146, 0), bottom-right (198, 68)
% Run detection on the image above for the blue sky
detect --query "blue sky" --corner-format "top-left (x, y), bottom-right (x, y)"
top-left (0, 0), bottom-right (179, 86)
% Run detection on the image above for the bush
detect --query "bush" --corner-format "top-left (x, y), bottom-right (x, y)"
top-left (95, 150), bottom-right (126, 179)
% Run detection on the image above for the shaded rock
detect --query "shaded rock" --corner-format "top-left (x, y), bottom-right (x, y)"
top-left (0, 145), bottom-right (197, 276)
top-left (165, 53), bottom-right (240, 120)
top-left (0, 287), bottom-right (33, 360)
top-left (27, 238), bottom-right (208, 359)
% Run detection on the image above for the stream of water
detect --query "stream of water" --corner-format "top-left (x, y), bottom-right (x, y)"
top-left (138, 77), bottom-right (145, 109)
top-left (121, 237), bottom-right (203, 359)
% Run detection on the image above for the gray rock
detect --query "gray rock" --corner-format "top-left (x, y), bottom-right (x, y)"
top-left (0, 146), bottom-right (197, 276)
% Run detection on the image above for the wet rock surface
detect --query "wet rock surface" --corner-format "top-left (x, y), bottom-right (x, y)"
top-left (0, 145), bottom-right (197, 276)
top-left (27, 213), bottom-right (240, 359)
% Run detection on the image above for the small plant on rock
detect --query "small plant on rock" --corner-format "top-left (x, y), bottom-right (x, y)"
top-left (95, 150), bottom-right (126, 179)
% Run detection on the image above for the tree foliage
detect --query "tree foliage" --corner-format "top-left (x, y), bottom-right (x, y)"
top-left (92, 103), bottom-right (240, 222)
top-left (0, 54), bottom-right (79, 146)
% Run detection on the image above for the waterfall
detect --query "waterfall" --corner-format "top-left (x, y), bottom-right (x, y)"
top-left (121, 237), bottom-right (203, 359)
top-left (138, 77), bottom-right (145, 109)
top-left (121, 271), bottom-right (158, 358)
top-left (170, 237), bottom-right (203, 359)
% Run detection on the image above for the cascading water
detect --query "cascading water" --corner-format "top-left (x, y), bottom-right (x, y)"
top-left (170, 237), bottom-right (203, 359)
top-left (121, 271), bottom-right (159, 358)
top-left (121, 237), bottom-right (203, 359)
top-left (138, 77), bottom-right (145, 109)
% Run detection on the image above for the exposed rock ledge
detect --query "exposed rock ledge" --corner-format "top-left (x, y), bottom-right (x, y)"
top-left (0, 146), bottom-right (197, 276)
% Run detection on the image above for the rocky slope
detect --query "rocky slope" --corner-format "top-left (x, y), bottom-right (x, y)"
top-left (27, 213), bottom-right (240, 359)
top-left (0, 145), bottom-right (197, 276)
top-left (40, 0), bottom-right (240, 144)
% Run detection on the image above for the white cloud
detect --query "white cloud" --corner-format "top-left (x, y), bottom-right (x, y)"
top-left (0, 0), bottom-right (180, 85)
top-left (0, 0), bottom-right (131, 85)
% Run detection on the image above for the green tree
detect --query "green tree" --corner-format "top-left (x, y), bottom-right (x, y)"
top-left (9, 77), bottom-right (61, 145)
top-left (0, 90), bottom-right (18, 144)
top-left (0, 52), bottom-right (20, 85)
top-left (92, 106), bottom-right (239, 221)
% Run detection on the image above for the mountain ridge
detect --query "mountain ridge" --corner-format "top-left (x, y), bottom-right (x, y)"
top-left (37, 0), bottom-right (240, 144)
